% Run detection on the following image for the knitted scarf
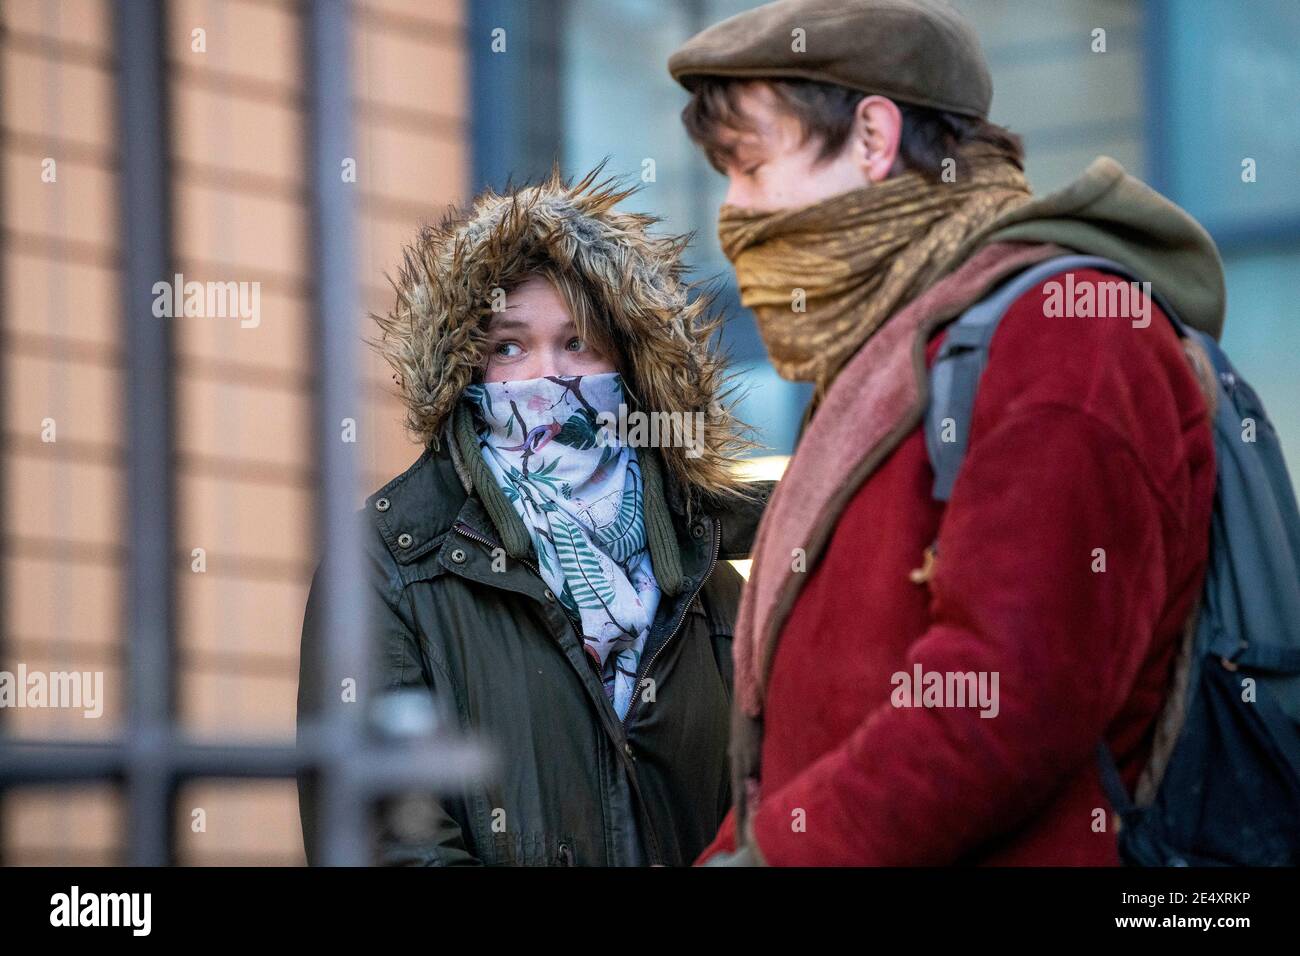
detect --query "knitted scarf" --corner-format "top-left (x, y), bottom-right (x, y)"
top-left (717, 143), bottom-right (1033, 399)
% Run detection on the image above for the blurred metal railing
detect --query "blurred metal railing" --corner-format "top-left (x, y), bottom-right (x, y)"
top-left (0, 0), bottom-right (486, 866)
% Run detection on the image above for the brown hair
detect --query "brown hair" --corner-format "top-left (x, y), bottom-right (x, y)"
top-left (681, 76), bottom-right (1024, 183)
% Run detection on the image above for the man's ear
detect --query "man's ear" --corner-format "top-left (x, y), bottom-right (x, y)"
top-left (852, 95), bottom-right (903, 182)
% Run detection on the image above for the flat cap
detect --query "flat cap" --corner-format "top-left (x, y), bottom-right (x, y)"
top-left (668, 0), bottom-right (992, 119)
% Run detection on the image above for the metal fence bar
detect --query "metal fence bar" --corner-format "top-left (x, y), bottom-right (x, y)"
top-left (0, 735), bottom-right (488, 786)
top-left (0, 0), bottom-right (491, 867)
top-left (114, 0), bottom-right (178, 867)
top-left (301, 0), bottom-right (370, 867)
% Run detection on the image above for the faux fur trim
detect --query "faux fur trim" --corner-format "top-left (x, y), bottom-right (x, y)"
top-left (372, 164), bottom-right (759, 503)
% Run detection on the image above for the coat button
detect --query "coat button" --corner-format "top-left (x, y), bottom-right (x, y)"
top-left (543, 588), bottom-right (556, 602)
top-left (449, 548), bottom-right (466, 564)
top-left (375, 497), bottom-right (390, 512)
top-left (690, 522), bottom-right (706, 539)
top-left (397, 532), bottom-right (413, 549)
top-left (624, 742), bottom-right (635, 760)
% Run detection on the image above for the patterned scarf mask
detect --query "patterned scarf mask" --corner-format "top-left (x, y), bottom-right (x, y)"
top-left (464, 371), bottom-right (660, 719)
top-left (717, 142), bottom-right (1033, 398)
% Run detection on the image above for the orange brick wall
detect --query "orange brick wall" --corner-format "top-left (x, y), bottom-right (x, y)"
top-left (1, 0), bottom-right (466, 865)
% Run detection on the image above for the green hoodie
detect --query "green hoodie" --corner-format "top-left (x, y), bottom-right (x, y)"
top-left (954, 156), bottom-right (1227, 341)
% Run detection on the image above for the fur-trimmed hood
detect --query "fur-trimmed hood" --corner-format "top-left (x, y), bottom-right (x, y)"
top-left (373, 165), bottom-right (756, 502)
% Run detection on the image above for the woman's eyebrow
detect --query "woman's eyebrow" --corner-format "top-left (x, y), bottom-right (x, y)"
top-left (486, 316), bottom-right (530, 333)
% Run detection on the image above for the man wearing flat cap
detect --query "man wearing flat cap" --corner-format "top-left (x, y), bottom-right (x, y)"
top-left (670, 0), bottom-right (1225, 865)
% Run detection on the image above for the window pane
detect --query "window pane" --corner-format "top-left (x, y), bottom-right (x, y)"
top-left (1159, 0), bottom-right (1300, 229)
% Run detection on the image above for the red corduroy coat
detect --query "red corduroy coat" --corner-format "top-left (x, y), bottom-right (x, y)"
top-left (699, 266), bottom-right (1216, 866)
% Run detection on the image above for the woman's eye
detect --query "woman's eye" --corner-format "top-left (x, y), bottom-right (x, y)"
top-left (566, 338), bottom-right (586, 353)
top-left (493, 342), bottom-right (522, 357)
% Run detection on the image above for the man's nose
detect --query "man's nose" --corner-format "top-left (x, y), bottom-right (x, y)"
top-left (722, 176), bottom-right (748, 208)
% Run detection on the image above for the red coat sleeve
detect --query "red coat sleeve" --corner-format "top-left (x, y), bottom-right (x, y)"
top-left (747, 279), bottom-right (1201, 865)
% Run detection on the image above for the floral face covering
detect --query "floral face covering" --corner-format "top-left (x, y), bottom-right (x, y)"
top-left (463, 371), bottom-right (661, 719)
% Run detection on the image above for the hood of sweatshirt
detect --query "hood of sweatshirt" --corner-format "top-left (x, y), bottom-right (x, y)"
top-left (372, 166), bottom-right (756, 503)
top-left (956, 155), bottom-right (1227, 340)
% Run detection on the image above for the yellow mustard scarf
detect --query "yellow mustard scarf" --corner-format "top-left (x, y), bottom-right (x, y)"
top-left (718, 144), bottom-right (1034, 396)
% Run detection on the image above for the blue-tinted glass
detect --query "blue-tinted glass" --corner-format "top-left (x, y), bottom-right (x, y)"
top-left (1158, 0), bottom-right (1300, 229)
top-left (1219, 247), bottom-right (1300, 475)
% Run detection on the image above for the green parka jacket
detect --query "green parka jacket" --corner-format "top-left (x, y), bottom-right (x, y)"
top-left (298, 414), bottom-right (767, 865)
top-left (297, 168), bottom-right (770, 865)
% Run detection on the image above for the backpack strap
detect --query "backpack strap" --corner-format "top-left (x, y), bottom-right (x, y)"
top-left (924, 253), bottom-right (1197, 830)
top-left (925, 254), bottom-right (1184, 502)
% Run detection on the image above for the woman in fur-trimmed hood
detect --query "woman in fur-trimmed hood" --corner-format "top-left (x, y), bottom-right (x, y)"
top-left (376, 163), bottom-right (756, 509)
top-left (296, 166), bottom-right (771, 867)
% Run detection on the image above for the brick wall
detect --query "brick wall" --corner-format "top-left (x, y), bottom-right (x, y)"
top-left (1, 0), bottom-right (467, 865)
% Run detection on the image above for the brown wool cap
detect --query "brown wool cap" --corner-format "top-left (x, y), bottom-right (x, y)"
top-left (668, 0), bottom-right (992, 119)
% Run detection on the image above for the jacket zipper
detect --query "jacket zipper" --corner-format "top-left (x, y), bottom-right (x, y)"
top-left (454, 521), bottom-right (549, 590)
top-left (454, 516), bottom-right (722, 866)
top-left (454, 517), bottom-right (723, 722)
top-left (620, 517), bottom-right (722, 730)
top-left (456, 520), bottom-right (632, 863)
top-left (454, 521), bottom-right (604, 686)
